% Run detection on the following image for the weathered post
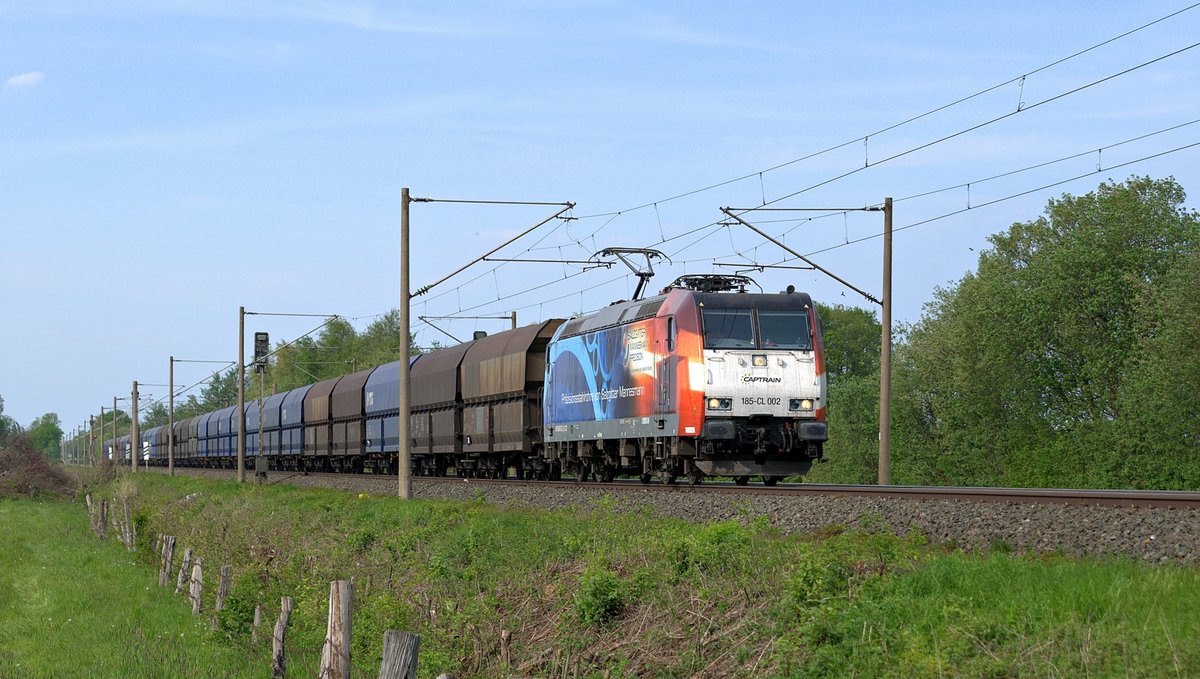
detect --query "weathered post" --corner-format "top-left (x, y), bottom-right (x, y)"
top-left (121, 499), bottom-right (133, 549)
top-left (175, 548), bottom-right (194, 595)
top-left (117, 501), bottom-right (135, 554)
top-left (159, 535), bottom-right (177, 587)
top-left (252, 603), bottom-right (264, 644)
top-left (215, 564), bottom-right (232, 613)
top-left (189, 557), bottom-right (204, 615)
top-left (85, 494), bottom-right (96, 534)
top-left (272, 596), bottom-right (294, 679)
top-left (378, 630), bottom-right (420, 679)
top-left (98, 499), bottom-right (107, 539)
top-left (319, 580), bottom-right (354, 679)
top-left (501, 629), bottom-right (512, 667)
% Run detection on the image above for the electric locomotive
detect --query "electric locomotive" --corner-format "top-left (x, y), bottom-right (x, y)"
top-left (542, 274), bottom-right (826, 485)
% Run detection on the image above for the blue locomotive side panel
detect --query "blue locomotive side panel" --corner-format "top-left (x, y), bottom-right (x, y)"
top-left (544, 319), bottom-right (658, 426)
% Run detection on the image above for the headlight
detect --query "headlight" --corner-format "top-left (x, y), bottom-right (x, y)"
top-left (789, 398), bottom-right (816, 411)
top-left (752, 354), bottom-right (768, 367)
top-left (707, 398), bottom-right (732, 411)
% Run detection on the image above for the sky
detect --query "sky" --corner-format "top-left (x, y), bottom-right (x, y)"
top-left (2, 1), bottom-right (1198, 436)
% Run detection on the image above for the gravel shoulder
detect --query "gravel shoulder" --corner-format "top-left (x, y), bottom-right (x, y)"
top-left (159, 467), bottom-right (1200, 565)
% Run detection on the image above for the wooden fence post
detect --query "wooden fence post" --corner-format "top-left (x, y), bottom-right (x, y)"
top-left (378, 630), bottom-right (420, 679)
top-left (189, 557), bottom-right (204, 615)
top-left (215, 564), bottom-right (232, 613)
top-left (122, 499), bottom-right (134, 550)
top-left (175, 548), bottom-right (194, 595)
top-left (272, 596), bottom-right (294, 679)
top-left (159, 536), bottom-right (176, 587)
top-left (252, 603), bottom-right (264, 644)
top-left (319, 580), bottom-right (354, 679)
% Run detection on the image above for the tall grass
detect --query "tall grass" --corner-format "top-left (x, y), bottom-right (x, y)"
top-left (779, 550), bottom-right (1200, 677)
top-left (0, 498), bottom-right (268, 677)
top-left (7, 474), bottom-right (1199, 677)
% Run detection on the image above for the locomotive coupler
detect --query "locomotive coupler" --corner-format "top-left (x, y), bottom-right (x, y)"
top-left (752, 428), bottom-right (768, 465)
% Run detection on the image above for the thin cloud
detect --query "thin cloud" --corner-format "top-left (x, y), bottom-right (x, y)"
top-left (286, 2), bottom-right (506, 36)
top-left (630, 13), bottom-right (801, 55)
top-left (5, 71), bottom-right (45, 88)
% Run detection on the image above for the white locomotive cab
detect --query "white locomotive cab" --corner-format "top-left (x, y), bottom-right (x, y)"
top-left (700, 306), bottom-right (822, 418)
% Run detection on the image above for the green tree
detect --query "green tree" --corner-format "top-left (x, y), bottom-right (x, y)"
top-left (198, 369), bottom-right (245, 411)
top-left (27, 413), bottom-right (63, 462)
top-left (141, 402), bottom-right (170, 429)
top-left (1111, 250), bottom-right (1200, 487)
top-left (806, 304), bottom-right (884, 483)
top-left (816, 303), bottom-right (881, 382)
top-left (0, 395), bottom-right (19, 442)
top-left (358, 310), bottom-right (405, 366)
top-left (261, 313), bottom-right (420, 395)
top-left (896, 176), bottom-right (1199, 488)
top-left (173, 395), bottom-right (205, 420)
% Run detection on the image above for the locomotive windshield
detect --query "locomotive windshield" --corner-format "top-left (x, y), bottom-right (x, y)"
top-left (702, 309), bottom-right (755, 348)
top-left (702, 307), bottom-right (814, 351)
top-left (759, 310), bottom-right (813, 350)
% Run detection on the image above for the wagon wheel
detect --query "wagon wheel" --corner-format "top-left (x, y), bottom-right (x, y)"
top-left (762, 475), bottom-right (780, 486)
top-left (734, 475), bottom-right (750, 486)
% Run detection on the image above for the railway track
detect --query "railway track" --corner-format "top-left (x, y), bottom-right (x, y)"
top-left (154, 466), bottom-right (1200, 563)
top-left (418, 478), bottom-right (1200, 509)
top-left (172, 467), bottom-right (1200, 509)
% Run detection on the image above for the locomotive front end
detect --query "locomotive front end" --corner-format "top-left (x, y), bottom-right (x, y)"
top-left (693, 289), bottom-right (827, 483)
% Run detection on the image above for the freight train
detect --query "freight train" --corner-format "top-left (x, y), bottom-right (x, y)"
top-left (110, 275), bottom-right (828, 484)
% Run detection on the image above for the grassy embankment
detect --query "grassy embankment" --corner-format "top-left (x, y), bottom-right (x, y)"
top-left (3, 472), bottom-right (1200, 677)
top-left (0, 496), bottom-right (269, 677)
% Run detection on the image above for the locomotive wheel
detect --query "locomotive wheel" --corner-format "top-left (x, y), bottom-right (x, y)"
top-left (734, 475), bottom-right (750, 486)
top-left (687, 469), bottom-right (704, 485)
top-left (659, 471), bottom-right (676, 485)
top-left (639, 473), bottom-right (653, 484)
top-left (762, 475), bottom-right (780, 486)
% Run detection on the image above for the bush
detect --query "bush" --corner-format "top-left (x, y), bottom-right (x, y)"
top-left (0, 434), bottom-right (74, 498)
top-left (575, 566), bottom-right (627, 626)
top-left (673, 520), bottom-right (750, 576)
